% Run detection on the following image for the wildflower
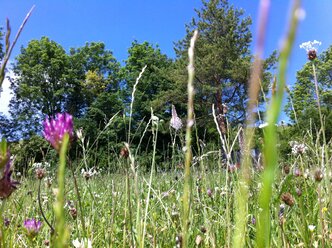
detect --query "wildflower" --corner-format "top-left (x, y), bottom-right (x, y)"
top-left (303, 169), bottom-right (310, 179)
top-left (283, 164), bottom-right (290, 174)
top-left (207, 188), bottom-right (213, 197)
top-left (81, 167), bottom-right (98, 180)
top-left (299, 40), bottom-right (321, 61)
top-left (314, 169), bottom-right (323, 182)
top-left (35, 167), bottom-right (46, 180)
top-left (0, 155), bottom-right (19, 199)
top-left (44, 177), bottom-right (53, 188)
top-left (43, 113), bottom-right (74, 152)
top-left (296, 188), bottom-right (302, 196)
top-left (32, 162), bottom-right (50, 169)
top-left (72, 238), bottom-right (92, 248)
top-left (23, 219), bottom-right (42, 238)
top-left (170, 105), bottom-right (183, 131)
top-left (175, 234), bottom-right (183, 248)
top-left (119, 146), bottom-right (129, 159)
top-left (290, 141), bottom-right (308, 155)
top-left (195, 235), bottom-right (203, 246)
top-left (251, 216), bottom-right (256, 225)
top-left (281, 193), bottom-right (295, 207)
top-left (308, 225), bottom-right (316, 232)
top-left (69, 207), bottom-right (77, 219)
top-left (294, 168), bottom-right (302, 177)
top-left (228, 163), bottom-right (240, 173)
top-left (322, 207), bottom-right (328, 213)
top-left (4, 218), bottom-right (10, 227)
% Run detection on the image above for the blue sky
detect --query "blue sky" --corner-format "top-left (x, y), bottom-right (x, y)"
top-left (1, 0), bottom-right (332, 121)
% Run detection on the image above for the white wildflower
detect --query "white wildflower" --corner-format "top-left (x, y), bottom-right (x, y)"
top-left (290, 141), bottom-right (308, 155)
top-left (299, 40), bottom-right (321, 52)
top-left (170, 105), bottom-right (183, 131)
top-left (308, 225), bottom-right (316, 232)
top-left (72, 238), bottom-right (92, 248)
top-left (81, 167), bottom-right (98, 180)
top-left (32, 162), bottom-right (50, 169)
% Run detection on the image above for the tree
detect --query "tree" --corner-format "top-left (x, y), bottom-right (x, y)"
top-left (7, 37), bottom-right (70, 139)
top-left (66, 42), bottom-right (120, 116)
top-left (286, 45), bottom-right (332, 141)
top-left (122, 41), bottom-right (174, 121)
top-left (168, 0), bottom-right (275, 137)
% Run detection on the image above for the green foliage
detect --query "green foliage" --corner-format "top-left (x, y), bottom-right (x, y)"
top-left (10, 135), bottom-right (53, 172)
top-left (286, 45), bottom-right (332, 142)
top-left (67, 42), bottom-right (120, 115)
top-left (169, 0), bottom-right (276, 140)
top-left (122, 41), bottom-right (174, 121)
top-left (8, 37), bottom-right (69, 138)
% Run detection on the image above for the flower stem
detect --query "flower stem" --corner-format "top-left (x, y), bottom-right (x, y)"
top-left (53, 134), bottom-right (70, 248)
top-left (182, 30), bottom-right (198, 248)
top-left (37, 179), bottom-right (55, 234)
top-left (68, 159), bottom-right (87, 237)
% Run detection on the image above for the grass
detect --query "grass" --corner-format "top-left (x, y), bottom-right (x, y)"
top-left (1, 1), bottom-right (332, 247)
top-left (1, 139), bottom-right (331, 247)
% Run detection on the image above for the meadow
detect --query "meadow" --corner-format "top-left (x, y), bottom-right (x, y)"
top-left (1, 0), bottom-right (332, 247)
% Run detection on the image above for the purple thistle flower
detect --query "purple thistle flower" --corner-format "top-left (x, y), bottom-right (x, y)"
top-left (24, 219), bottom-right (42, 238)
top-left (43, 113), bottom-right (74, 151)
top-left (170, 105), bottom-right (183, 131)
top-left (0, 153), bottom-right (19, 199)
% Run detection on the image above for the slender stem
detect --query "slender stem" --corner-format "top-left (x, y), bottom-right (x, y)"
top-left (125, 169), bottom-right (135, 247)
top-left (141, 114), bottom-right (158, 248)
top-left (317, 185), bottom-right (325, 248)
top-left (0, 6), bottom-right (35, 86)
top-left (38, 179), bottom-right (55, 233)
top-left (53, 134), bottom-right (70, 247)
top-left (127, 65), bottom-right (147, 144)
top-left (233, 0), bottom-right (270, 246)
top-left (0, 200), bottom-right (6, 248)
top-left (182, 30), bottom-right (198, 248)
top-left (68, 159), bottom-right (87, 237)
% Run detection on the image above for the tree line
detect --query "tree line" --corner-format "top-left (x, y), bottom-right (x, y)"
top-left (0, 0), bottom-right (330, 169)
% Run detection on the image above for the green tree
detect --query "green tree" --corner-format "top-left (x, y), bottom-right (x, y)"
top-left (66, 42), bottom-right (120, 116)
top-left (122, 41), bottom-right (174, 122)
top-left (7, 37), bottom-right (70, 139)
top-left (286, 46), bottom-right (332, 141)
top-left (169, 0), bottom-right (276, 137)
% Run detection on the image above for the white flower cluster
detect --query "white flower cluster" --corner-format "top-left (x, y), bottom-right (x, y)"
top-left (32, 162), bottom-right (50, 169)
top-left (290, 141), bottom-right (308, 155)
top-left (81, 167), bottom-right (98, 179)
top-left (299, 40), bottom-right (321, 52)
top-left (72, 238), bottom-right (92, 248)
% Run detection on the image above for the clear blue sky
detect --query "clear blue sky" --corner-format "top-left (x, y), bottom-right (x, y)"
top-left (1, 0), bottom-right (332, 121)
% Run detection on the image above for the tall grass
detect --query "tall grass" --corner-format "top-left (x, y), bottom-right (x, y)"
top-left (256, 0), bottom-right (300, 247)
top-left (2, 1), bottom-right (332, 247)
top-left (181, 29), bottom-right (198, 248)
